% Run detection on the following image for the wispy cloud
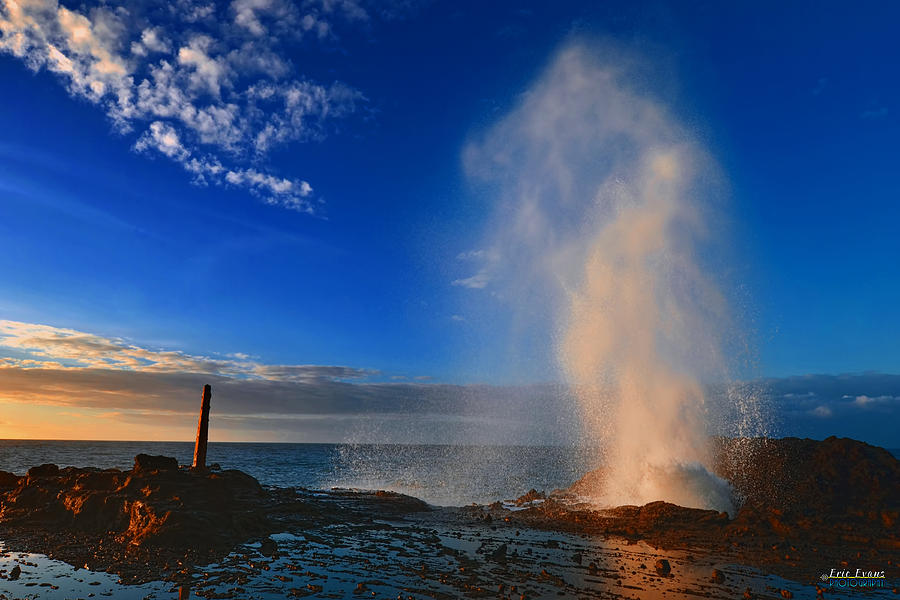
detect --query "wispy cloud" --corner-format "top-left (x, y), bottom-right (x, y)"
top-left (452, 248), bottom-right (498, 289)
top-left (860, 106), bottom-right (888, 120)
top-left (0, 0), bottom-right (375, 212)
top-left (0, 319), bottom-right (375, 381)
top-left (451, 271), bottom-right (491, 289)
top-left (811, 77), bottom-right (827, 96)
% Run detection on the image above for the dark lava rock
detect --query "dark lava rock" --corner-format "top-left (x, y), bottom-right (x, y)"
top-left (0, 455), bottom-right (431, 583)
top-left (506, 436), bottom-right (900, 583)
top-left (27, 464), bottom-right (60, 479)
top-left (490, 543), bottom-right (507, 562)
top-left (654, 558), bottom-right (671, 576)
top-left (0, 471), bottom-right (19, 488)
top-left (2, 461), bottom-right (267, 550)
top-left (0, 456), bottom-right (272, 581)
top-left (710, 568), bottom-right (725, 584)
top-left (133, 454), bottom-right (179, 473)
top-left (515, 489), bottom-right (546, 505)
top-left (714, 436), bottom-right (900, 547)
top-left (326, 488), bottom-right (430, 514)
top-left (8, 564), bottom-right (21, 580)
top-left (259, 537), bottom-right (277, 557)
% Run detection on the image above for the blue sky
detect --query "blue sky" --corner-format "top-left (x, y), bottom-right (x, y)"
top-left (0, 0), bottom-right (898, 444)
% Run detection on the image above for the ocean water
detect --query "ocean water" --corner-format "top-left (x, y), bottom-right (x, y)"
top-left (0, 440), bottom-right (596, 506)
top-left (2, 440), bottom-right (897, 507)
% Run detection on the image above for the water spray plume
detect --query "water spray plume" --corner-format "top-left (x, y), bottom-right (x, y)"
top-left (465, 41), bottom-right (747, 514)
top-left (560, 149), bottom-right (733, 513)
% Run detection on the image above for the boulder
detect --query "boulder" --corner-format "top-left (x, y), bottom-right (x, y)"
top-left (26, 464), bottom-right (60, 478)
top-left (133, 454), bottom-right (179, 473)
top-left (259, 537), bottom-right (277, 557)
top-left (0, 470), bottom-right (20, 488)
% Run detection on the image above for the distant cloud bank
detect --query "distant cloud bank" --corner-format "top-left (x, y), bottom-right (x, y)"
top-left (0, 319), bottom-right (577, 444)
top-left (759, 373), bottom-right (900, 446)
top-left (0, 319), bottom-right (897, 446)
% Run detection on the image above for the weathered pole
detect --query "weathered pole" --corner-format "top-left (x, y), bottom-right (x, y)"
top-left (192, 384), bottom-right (211, 469)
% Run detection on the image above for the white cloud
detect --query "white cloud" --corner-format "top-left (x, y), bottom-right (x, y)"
top-left (853, 394), bottom-right (899, 407)
top-left (451, 270), bottom-right (491, 289)
top-left (176, 35), bottom-right (231, 98)
top-left (452, 248), bottom-right (499, 289)
top-left (456, 249), bottom-right (485, 260)
top-left (232, 0), bottom-right (273, 36)
top-left (135, 120), bottom-right (189, 160)
top-left (0, 0), bottom-right (367, 213)
top-left (132, 27), bottom-right (171, 56)
top-left (811, 405), bottom-right (832, 418)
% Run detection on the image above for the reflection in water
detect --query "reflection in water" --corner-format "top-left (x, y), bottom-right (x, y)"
top-left (1, 522), bottom-right (863, 600)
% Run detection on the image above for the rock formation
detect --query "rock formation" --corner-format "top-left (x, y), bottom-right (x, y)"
top-left (0, 454), bottom-right (428, 582)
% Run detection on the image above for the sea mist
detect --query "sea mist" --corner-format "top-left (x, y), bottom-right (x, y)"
top-left (464, 42), bottom-right (744, 513)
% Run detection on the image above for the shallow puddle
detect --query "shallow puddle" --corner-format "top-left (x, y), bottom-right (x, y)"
top-left (1, 519), bottom-right (894, 600)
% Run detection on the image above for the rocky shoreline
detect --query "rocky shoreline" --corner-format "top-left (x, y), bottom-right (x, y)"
top-left (0, 437), bottom-right (897, 596)
top-left (0, 453), bottom-right (428, 584)
top-left (477, 436), bottom-right (899, 583)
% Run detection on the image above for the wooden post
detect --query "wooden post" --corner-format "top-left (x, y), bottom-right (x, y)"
top-left (192, 384), bottom-right (211, 469)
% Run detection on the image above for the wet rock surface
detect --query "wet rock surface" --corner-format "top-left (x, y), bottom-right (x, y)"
top-left (0, 437), bottom-right (896, 598)
top-left (0, 456), bottom-right (428, 583)
top-left (476, 436), bottom-right (900, 583)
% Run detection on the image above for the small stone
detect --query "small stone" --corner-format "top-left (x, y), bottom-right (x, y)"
top-left (259, 538), bottom-right (277, 557)
top-left (654, 559), bottom-right (671, 577)
top-left (9, 565), bottom-right (21, 580)
top-left (710, 569), bottom-right (725, 584)
top-left (490, 543), bottom-right (507, 562)
top-left (743, 588), bottom-right (754, 600)
top-left (780, 591), bottom-right (793, 599)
